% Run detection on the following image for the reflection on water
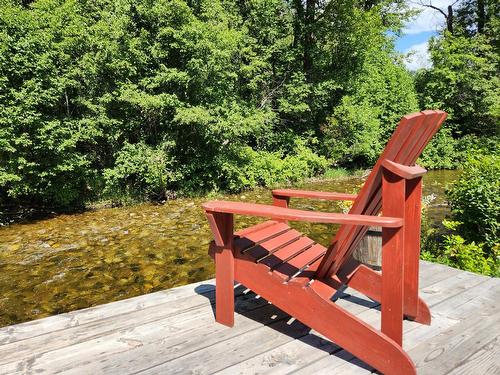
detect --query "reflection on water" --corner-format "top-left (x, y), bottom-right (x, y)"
top-left (0, 170), bottom-right (459, 326)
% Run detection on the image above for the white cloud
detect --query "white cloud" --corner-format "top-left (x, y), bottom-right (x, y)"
top-left (403, 1), bottom-right (451, 34)
top-left (404, 41), bottom-right (432, 70)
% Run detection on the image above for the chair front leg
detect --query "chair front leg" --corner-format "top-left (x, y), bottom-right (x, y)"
top-left (381, 168), bottom-right (406, 346)
top-left (206, 212), bottom-right (234, 327)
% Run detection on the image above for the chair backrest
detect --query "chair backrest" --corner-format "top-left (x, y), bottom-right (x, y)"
top-left (316, 110), bottom-right (447, 279)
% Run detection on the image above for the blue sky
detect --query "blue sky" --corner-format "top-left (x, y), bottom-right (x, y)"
top-left (396, 1), bottom-right (453, 70)
top-left (395, 31), bottom-right (438, 52)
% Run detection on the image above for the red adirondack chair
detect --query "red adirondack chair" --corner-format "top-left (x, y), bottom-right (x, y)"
top-left (202, 110), bottom-right (447, 375)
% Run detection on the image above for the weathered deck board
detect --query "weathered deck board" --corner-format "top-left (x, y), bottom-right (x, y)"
top-left (0, 261), bottom-right (498, 375)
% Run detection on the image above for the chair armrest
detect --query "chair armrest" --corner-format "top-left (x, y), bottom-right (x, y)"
top-left (202, 200), bottom-right (402, 228)
top-left (272, 189), bottom-right (357, 201)
top-left (382, 160), bottom-right (426, 179)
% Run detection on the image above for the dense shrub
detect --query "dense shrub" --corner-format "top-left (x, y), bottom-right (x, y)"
top-left (418, 128), bottom-right (457, 169)
top-left (220, 139), bottom-right (328, 192)
top-left (418, 133), bottom-right (500, 170)
top-left (421, 220), bottom-right (498, 277)
top-left (3, 0), bottom-right (495, 208)
top-left (421, 154), bottom-right (500, 276)
top-left (0, 0), bottom-right (420, 207)
top-left (103, 142), bottom-right (179, 201)
top-left (0, 0), bottom-right (497, 211)
top-left (323, 99), bottom-right (382, 166)
top-left (323, 40), bottom-right (418, 166)
top-left (414, 31), bottom-right (499, 137)
top-left (454, 135), bottom-right (500, 161)
top-left (447, 154), bottom-right (500, 252)
top-left (413, 3), bottom-right (499, 170)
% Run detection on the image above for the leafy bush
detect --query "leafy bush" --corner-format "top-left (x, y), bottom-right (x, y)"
top-left (418, 132), bottom-right (500, 170)
top-left (454, 135), bottom-right (500, 161)
top-left (323, 98), bottom-right (382, 166)
top-left (421, 220), bottom-right (498, 277)
top-left (421, 155), bottom-right (500, 276)
top-left (322, 42), bottom-right (418, 167)
top-left (414, 31), bottom-right (499, 137)
top-left (220, 139), bottom-right (328, 192)
top-left (0, 0), bottom-right (445, 208)
top-left (418, 127), bottom-right (457, 169)
top-left (104, 142), bottom-right (179, 201)
top-left (446, 154), bottom-right (500, 252)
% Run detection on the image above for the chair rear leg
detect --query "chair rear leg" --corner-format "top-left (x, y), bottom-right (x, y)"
top-left (342, 264), bottom-right (431, 325)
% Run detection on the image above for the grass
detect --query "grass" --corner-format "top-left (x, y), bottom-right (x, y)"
top-left (321, 167), bottom-right (366, 180)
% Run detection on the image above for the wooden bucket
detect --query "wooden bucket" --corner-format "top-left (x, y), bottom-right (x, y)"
top-left (353, 227), bottom-right (382, 270)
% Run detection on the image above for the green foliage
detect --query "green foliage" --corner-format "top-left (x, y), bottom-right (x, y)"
top-left (418, 132), bottom-right (500, 170)
top-left (412, 1), bottom-right (499, 169)
top-left (421, 154), bottom-right (500, 277)
top-left (103, 141), bottom-right (179, 201)
top-left (454, 134), bottom-right (500, 160)
top-left (421, 220), bottom-right (499, 277)
top-left (414, 0), bottom-right (499, 138)
top-left (323, 38), bottom-right (418, 166)
top-left (220, 139), bottom-right (328, 192)
top-left (323, 98), bottom-right (382, 166)
top-left (418, 128), bottom-right (457, 169)
top-left (0, 0), bottom-right (423, 207)
top-left (446, 154), bottom-right (500, 252)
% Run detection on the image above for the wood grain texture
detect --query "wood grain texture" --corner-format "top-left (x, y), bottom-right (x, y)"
top-left (381, 169), bottom-right (406, 345)
top-left (1, 262), bottom-right (497, 375)
top-left (382, 160), bottom-right (427, 179)
top-left (203, 201), bottom-right (403, 227)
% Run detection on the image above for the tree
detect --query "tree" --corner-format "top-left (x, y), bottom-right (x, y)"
top-left (412, 0), bottom-right (459, 34)
top-left (0, 0), bottom-right (419, 207)
top-left (414, 0), bottom-right (499, 136)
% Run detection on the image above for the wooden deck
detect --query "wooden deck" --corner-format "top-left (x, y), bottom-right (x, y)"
top-left (0, 261), bottom-right (498, 374)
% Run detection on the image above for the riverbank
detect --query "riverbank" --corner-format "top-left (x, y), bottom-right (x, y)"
top-left (0, 167), bottom-right (365, 227)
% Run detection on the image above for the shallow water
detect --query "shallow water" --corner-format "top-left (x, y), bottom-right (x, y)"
top-left (0, 170), bottom-right (459, 326)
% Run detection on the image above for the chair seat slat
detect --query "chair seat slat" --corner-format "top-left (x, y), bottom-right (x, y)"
top-left (233, 222), bottom-right (290, 252)
top-left (245, 229), bottom-right (302, 259)
top-left (234, 220), bottom-right (278, 237)
top-left (273, 243), bottom-right (327, 281)
top-left (259, 236), bottom-right (315, 269)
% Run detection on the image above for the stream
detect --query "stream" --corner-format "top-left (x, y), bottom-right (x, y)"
top-left (0, 170), bottom-right (459, 327)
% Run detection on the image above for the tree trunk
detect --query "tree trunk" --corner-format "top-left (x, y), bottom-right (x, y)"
top-left (447, 5), bottom-right (454, 34)
top-left (292, 0), bottom-right (304, 48)
top-left (477, 0), bottom-right (485, 34)
top-left (303, 0), bottom-right (316, 82)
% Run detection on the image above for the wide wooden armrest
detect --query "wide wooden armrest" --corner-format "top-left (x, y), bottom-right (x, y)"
top-left (382, 160), bottom-right (426, 179)
top-left (202, 201), bottom-right (402, 228)
top-left (272, 189), bottom-right (357, 201)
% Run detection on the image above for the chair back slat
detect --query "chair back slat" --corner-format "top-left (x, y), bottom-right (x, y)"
top-left (316, 110), bottom-right (447, 279)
